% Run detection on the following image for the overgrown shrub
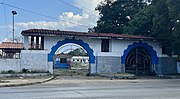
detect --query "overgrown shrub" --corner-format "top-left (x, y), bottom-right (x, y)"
top-left (22, 68), bottom-right (29, 73)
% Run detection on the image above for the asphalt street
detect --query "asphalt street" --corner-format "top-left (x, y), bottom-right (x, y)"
top-left (0, 78), bottom-right (180, 99)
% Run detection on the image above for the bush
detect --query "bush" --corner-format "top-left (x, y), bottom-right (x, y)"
top-left (7, 70), bottom-right (16, 74)
top-left (22, 68), bottom-right (29, 73)
top-left (1, 70), bottom-right (16, 74)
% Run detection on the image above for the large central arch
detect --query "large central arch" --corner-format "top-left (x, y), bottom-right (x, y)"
top-left (48, 38), bottom-right (95, 63)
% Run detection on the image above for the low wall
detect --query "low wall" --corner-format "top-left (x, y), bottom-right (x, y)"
top-left (96, 56), bottom-right (122, 73)
top-left (21, 50), bottom-right (49, 72)
top-left (158, 56), bottom-right (178, 74)
top-left (0, 50), bottom-right (53, 74)
top-left (0, 59), bottom-right (21, 72)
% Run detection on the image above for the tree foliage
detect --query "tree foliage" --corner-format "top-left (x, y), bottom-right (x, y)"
top-left (68, 48), bottom-right (88, 56)
top-left (166, 0), bottom-right (180, 55)
top-left (124, 5), bottom-right (154, 36)
top-left (151, 0), bottom-right (180, 55)
top-left (93, 0), bottom-right (147, 34)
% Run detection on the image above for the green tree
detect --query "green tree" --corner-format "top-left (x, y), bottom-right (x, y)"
top-left (124, 5), bottom-right (154, 36)
top-left (93, 0), bottom-right (147, 34)
top-left (125, 0), bottom-right (180, 55)
top-left (150, 0), bottom-right (173, 55)
top-left (123, 0), bottom-right (178, 55)
top-left (68, 48), bottom-right (88, 56)
top-left (166, 0), bottom-right (180, 55)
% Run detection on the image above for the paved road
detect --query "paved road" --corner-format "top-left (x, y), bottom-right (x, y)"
top-left (0, 78), bottom-right (180, 99)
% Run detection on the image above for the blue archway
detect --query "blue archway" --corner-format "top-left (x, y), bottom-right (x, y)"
top-left (121, 42), bottom-right (158, 64)
top-left (48, 38), bottom-right (95, 63)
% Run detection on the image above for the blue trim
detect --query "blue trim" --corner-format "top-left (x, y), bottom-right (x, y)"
top-left (54, 62), bottom-right (69, 69)
top-left (48, 38), bottom-right (95, 63)
top-left (121, 42), bottom-right (158, 64)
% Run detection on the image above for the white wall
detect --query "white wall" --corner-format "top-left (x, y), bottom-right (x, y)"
top-left (0, 35), bottom-right (162, 74)
top-left (44, 36), bottom-right (102, 57)
top-left (24, 36), bottom-right (29, 49)
top-left (111, 40), bottom-right (162, 57)
top-left (148, 41), bottom-right (162, 57)
top-left (44, 36), bottom-right (61, 52)
top-left (0, 59), bottom-right (21, 72)
top-left (43, 36), bottom-right (162, 58)
top-left (0, 50), bottom-right (52, 73)
top-left (22, 35), bottom-right (162, 74)
top-left (21, 50), bottom-right (50, 72)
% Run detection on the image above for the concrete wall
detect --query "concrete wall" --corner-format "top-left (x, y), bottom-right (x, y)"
top-left (0, 50), bottom-right (53, 74)
top-left (43, 36), bottom-right (161, 58)
top-left (23, 35), bottom-right (163, 74)
top-left (95, 52), bottom-right (122, 73)
top-left (0, 59), bottom-right (21, 72)
top-left (21, 50), bottom-right (50, 72)
top-left (158, 55), bottom-right (178, 75)
top-left (96, 56), bottom-right (122, 73)
top-left (44, 36), bottom-right (162, 74)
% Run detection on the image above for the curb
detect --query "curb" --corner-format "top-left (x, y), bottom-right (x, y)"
top-left (97, 74), bottom-right (136, 80)
top-left (0, 75), bottom-right (55, 87)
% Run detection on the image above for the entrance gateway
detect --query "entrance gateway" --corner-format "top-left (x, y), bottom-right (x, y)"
top-left (49, 40), bottom-right (158, 75)
top-left (48, 38), bottom-right (95, 63)
top-left (48, 39), bottom-right (95, 75)
top-left (122, 42), bottom-right (158, 75)
top-left (21, 29), bottom-right (167, 75)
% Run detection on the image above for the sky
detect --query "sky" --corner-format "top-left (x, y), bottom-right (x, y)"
top-left (0, 0), bottom-right (103, 42)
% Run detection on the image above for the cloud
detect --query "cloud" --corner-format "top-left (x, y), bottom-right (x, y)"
top-left (0, 1), bottom-right (105, 42)
top-left (15, 0), bottom-right (104, 32)
top-left (15, 11), bottom-right (94, 31)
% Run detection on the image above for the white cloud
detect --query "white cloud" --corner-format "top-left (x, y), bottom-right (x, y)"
top-left (15, 11), bottom-right (92, 31)
top-left (15, 0), bottom-right (104, 32)
top-left (0, 1), bottom-right (105, 42)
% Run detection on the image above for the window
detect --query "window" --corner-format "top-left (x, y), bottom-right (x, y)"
top-left (1, 50), bottom-right (21, 59)
top-left (29, 36), bottom-right (44, 50)
top-left (60, 58), bottom-right (67, 63)
top-left (101, 39), bottom-right (109, 52)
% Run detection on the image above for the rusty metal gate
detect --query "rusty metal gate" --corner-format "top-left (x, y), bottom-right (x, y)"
top-left (125, 47), bottom-right (152, 75)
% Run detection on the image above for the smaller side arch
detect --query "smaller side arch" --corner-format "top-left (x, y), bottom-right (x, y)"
top-left (48, 38), bottom-right (95, 63)
top-left (121, 42), bottom-right (158, 64)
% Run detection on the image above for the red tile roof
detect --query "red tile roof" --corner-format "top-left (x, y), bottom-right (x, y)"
top-left (0, 42), bottom-right (24, 49)
top-left (21, 29), bottom-right (154, 40)
top-left (55, 53), bottom-right (72, 58)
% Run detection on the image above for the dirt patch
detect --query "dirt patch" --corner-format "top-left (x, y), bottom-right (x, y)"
top-left (54, 69), bottom-right (89, 76)
top-left (0, 80), bottom-right (10, 83)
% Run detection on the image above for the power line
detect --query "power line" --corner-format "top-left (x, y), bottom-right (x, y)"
top-left (71, 0), bottom-right (98, 15)
top-left (2, 0), bottom-right (8, 38)
top-left (57, 0), bottom-right (98, 17)
top-left (0, 2), bottom-right (90, 29)
top-left (57, 0), bottom-right (97, 26)
top-left (58, 0), bottom-right (83, 13)
top-left (1, 31), bottom-right (12, 42)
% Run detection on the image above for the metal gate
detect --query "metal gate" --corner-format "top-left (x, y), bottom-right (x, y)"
top-left (125, 47), bottom-right (152, 75)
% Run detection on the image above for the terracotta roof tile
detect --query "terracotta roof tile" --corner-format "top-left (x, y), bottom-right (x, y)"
top-left (21, 29), bottom-right (154, 40)
top-left (0, 42), bottom-right (24, 49)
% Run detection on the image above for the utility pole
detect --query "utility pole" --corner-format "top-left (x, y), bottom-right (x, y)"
top-left (12, 11), bottom-right (17, 42)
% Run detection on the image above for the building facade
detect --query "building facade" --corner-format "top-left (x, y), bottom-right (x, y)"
top-left (19, 29), bottom-right (178, 75)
